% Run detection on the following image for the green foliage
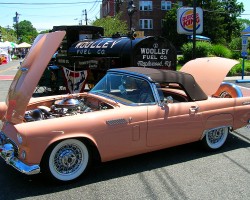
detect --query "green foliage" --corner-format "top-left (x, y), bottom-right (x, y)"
top-left (228, 37), bottom-right (242, 59)
top-left (92, 12), bottom-right (128, 37)
top-left (230, 51), bottom-right (241, 60)
top-left (162, 5), bottom-right (187, 49)
top-left (39, 30), bottom-right (50, 34)
top-left (238, 18), bottom-right (250, 31)
top-left (181, 42), bottom-right (212, 62)
top-left (0, 26), bottom-right (17, 42)
top-left (229, 59), bottom-right (250, 76)
top-left (173, 0), bottom-right (244, 45)
top-left (13, 20), bottom-right (38, 44)
top-left (229, 37), bottom-right (241, 50)
top-left (212, 44), bottom-right (232, 58)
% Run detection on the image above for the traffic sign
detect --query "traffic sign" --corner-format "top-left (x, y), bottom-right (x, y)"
top-left (241, 51), bottom-right (248, 57)
top-left (242, 36), bottom-right (248, 45)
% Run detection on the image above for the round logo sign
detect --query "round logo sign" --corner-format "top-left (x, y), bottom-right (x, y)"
top-left (180, 9), bottom-right (201, 32)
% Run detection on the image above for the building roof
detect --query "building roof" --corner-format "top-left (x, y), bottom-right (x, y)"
top-left (242, 26), bottom-right (250, 34)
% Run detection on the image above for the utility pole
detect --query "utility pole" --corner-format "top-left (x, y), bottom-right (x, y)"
top-left (84, 9), bottom-right (87, 25)
top-left (14, 12), bottom-right (20, 41)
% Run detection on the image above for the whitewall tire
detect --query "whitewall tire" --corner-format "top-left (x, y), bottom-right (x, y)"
top-left (202, 127), bottom-right (229, 150)
top-left (46, 139), bottom-right (90, 182)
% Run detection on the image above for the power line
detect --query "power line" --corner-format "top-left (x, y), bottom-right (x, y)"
top-left (0, 1), bottom-right (102, 5)
top-left (88, 0), bottom-right (99, 12)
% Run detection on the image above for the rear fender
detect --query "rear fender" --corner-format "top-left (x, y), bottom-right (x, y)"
top-left (213, 82), bottom-right (243, 98)
top-left (204, 114), bottom-right (233, 130)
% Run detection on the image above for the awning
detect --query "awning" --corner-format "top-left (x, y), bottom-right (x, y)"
top-left (188, 35), bottom-right (211, 41)
top-left (16, 42), bottom-right (32, 48)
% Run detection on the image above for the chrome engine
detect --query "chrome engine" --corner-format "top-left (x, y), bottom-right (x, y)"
top-left (24, 97), bottom-right (110, 122)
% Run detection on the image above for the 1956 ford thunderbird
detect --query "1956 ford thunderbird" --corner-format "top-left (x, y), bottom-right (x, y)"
top-left (0, 31), bottom-right (250, 182)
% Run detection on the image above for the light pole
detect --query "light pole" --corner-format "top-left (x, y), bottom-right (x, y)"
top-left (127, 1), bottom-right (136, 66)
top-left (192, 0), bottom-right (196, 59)
top-left (127, 1), bottom-right (136, 31)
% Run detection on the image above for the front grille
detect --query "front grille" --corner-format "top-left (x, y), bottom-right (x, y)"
top-left (0, 131), bottom-right (19, 157)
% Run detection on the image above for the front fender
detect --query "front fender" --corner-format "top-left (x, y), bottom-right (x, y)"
top-left (24, 131), bottom-right (99, 165)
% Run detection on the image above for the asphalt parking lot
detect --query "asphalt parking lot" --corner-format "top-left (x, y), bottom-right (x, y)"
top-left (0, 60), bottom-right (250, 200)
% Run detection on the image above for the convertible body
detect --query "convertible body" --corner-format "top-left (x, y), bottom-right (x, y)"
top-left (0, 31), bottom-right (250, 182)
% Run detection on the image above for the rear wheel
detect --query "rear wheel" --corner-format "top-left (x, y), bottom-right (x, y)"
top-left (42, 139), bottom-right (90, 182)
top-left (201, 127), bottom-right (229, 150)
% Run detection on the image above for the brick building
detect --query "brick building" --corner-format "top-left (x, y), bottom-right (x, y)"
top-left (101, 0), bottom-right (184, 36)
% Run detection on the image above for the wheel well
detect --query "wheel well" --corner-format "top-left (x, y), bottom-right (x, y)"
top-left (78, 137), bottom-right (102, 164)
top-left (201, 126), bottom-right (230, 140)
top-left (213, 82), bottom-right (243, 98)
top-left (40, 137), bottom-right (101, 167)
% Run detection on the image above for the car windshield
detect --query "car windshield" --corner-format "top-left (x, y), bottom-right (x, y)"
top-left (90, 73), bottom-right (155, 105)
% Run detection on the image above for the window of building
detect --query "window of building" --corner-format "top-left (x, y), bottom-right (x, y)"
top-left (140, 19), bottom-right (153, 29)
top-left (139, 1), bottom-right (153, 11)
top-left (161, 1), bottom-right (171, 10)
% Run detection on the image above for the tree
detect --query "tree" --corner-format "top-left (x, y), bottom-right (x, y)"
top-left (223, 0), bottom-right (244, 41)
top-left (13, 20), bottom-right (38, 44)
top-left (238, 18), bottom-right (250, 31)
top-left (162, 5), bottom-right (188, 49)
top-left (184, 0), bottom-right (244, 44)
top-left (0, 26), bottom-right (17, 42)
top-left (201, 0), bottom-right (227, 44)
top-left (162, 0), bottom-right (245, 47)
top-left (39, 30), bottom-right (50, 34)
top-left (92, 12), bottom-right (128, 37)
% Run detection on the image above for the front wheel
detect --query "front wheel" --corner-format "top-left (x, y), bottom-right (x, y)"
top-left (201, 127), bottom-right (229, 150)
top-left (42, 139), bottom-right (90, 182)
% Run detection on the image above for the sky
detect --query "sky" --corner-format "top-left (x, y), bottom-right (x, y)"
top-left (0, 1), bottom-right (250, 32)
top-left (0, 1), bottom-right (102, 31)
top-left (240, 0), bottom-right (250, 21)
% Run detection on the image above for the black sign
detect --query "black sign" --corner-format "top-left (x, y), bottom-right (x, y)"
top-left (68, 36), bottom-right (176, 70)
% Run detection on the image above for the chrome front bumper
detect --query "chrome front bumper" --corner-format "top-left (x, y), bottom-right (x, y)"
top-left (0, 134), bottom-right (40, 175)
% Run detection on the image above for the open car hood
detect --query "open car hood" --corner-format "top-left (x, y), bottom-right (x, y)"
top-left (5, 31), bottom-right (66, 124)
top-left (180, 57), bottom-right (239, 96)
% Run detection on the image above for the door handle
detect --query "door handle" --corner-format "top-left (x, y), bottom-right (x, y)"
top-left (189, 106), bottom-right (199, 114)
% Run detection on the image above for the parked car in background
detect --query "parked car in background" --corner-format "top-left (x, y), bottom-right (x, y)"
top-left (0, 31), bottom-right (250, 182)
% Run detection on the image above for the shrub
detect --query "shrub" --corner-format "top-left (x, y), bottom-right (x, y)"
top-left (181, 42), bottom-right (212, 63)
top-left (228, 58), bottom-right (250, 76)
top-left (212, 44), bottom-right (232, 58)
top-left (229, 37), bottom-right (241, 50)
top-left (231, 50), bottom-right (241, 59)
top-left (196, 42), bottom-right (213, 58)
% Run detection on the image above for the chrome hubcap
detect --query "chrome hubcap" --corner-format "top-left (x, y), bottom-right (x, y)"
top-left (208, 128), bottom-right (224, 144)
top-left (54, 144), bottom-right (83, 175)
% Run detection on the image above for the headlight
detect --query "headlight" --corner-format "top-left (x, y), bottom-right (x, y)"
top-left (17, 133), bottom-right (23, 144)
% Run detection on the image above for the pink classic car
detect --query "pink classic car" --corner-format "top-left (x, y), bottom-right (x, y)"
top-left (1, 31), bottom-right (250, 182)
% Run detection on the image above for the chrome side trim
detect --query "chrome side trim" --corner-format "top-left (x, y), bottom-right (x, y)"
top-left (106, 118), bottom-right (128, 125)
